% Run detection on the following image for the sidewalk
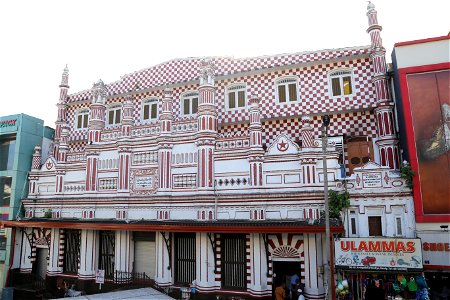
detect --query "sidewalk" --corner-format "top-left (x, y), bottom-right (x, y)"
top-left (55, 288), bottom-right (174, 299)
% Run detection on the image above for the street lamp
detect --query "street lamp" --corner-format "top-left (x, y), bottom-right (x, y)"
top-left (321, 114), bottom-right (332, 300)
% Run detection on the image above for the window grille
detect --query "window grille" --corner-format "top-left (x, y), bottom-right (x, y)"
top-left (174, 233), bottom-right (196, 284)
top-left (221, 234), bottom-right (246, 290)
top-left (63, 229), bottom-right (80, 274)
top-left (99, 231), bottom-right (115, 279)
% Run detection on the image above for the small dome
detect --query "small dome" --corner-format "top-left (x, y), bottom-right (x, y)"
top-left (367, 1), bottom-right (375, 10)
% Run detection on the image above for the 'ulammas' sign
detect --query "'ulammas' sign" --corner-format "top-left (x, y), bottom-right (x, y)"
top-left (334, 237), bottom-right (423, 271)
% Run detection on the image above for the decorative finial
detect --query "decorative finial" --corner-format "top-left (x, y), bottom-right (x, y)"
top-left (64, 64), bottom-right (69, 72)
top-left (367, 1), bottom-right (375, 10)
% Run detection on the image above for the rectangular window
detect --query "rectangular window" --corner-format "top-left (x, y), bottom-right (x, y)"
top-left (174, 233), bottom-right (196, 284)
top-left (144, 105), bottom-right (150, 119)
top-left (343, 76), bottom-right (352, 95)
top-left (332, 78), bottom-right (341, 96)
top-left (368, 216), bottom-right (382, 236)
top-left (228, 92), bottom-right (236, 109)
top-left (0, 177), bottom-right (12, 207)
top-left (183, 98), bottom-right (190, 115)
top-left (288, 83), bottom-right (297, 101)
top-left (278, 85), bottom-right (286, 103)
top-left (237, 91), bottom-right (245, 107)
top-left (115, 110), bottom-right (121, 124)
top-left (221, 234), bottom-right (246, 290)
top-left (63, 229), bottom-right (81, 274)
top-left (330, 71), bottom-right (353, 97)
top-left (150, 103), bottom-right (157, 119)
top-left (108, 110), bottom-right (115, 125)
top-left (192, 98), bottom-right (198, 114)
top-left (99, 231), bottom-right (115, 279)
top-left (396, 217), bottom-right (403, 236)
top-left (0, 137), bottom-right (16, 171)
top-left (350, 217), bottom-right (357, 235)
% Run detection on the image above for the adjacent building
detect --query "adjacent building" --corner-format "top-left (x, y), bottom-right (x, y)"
top-left (2, 3), bottom-right (413, 300)
top-left (0, 114), bottom-right (54, 289)
top-left (392, 34), bottom-right (450, 295)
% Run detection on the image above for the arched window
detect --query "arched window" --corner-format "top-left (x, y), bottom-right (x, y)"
top-left (329, 69), bottom-right (354, 97)
top-left (142, 98), bottom-right (158, 121)
top-left (181, 92), bottom-right (198, 115)
top-left (226, 83), bottom-right (246, 110)
top-left (275, 77), bottom-right (298, 103)
top-left (76, 109), bottom-right (89, 129)
top-left (107, 103), bottom-right (122, 125)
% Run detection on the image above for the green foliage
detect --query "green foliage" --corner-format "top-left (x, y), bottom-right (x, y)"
top-left (328, 190), bottom-right (350, 218)
top-left (44, 209), bottom-right (52, 218)
top-left (400, 162), bottom-right (415, 189)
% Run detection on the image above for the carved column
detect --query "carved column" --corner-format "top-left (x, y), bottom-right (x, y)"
top-left (248, 95), bottom-right (264, 187)
top-left (197, 59), bottom-right (217, 190)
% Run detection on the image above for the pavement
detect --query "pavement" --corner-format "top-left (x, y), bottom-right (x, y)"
top-left (55, 287), bottom-right (174, 299)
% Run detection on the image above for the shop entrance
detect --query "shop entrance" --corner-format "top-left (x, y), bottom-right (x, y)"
top-left (272, 260), bottom-right (301, 300)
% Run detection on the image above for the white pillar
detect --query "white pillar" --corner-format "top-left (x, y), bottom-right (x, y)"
top-left (195, 233), bottom-right (217, 290)
top-left (47, 228), bottom-right (63, 275)
top-left (155, 232), bottom-right (172, 286)
top-left (303, 233), bottom-right (325, 298)
top-left (20, 229), bottom-right (33, 272)
top-left (79, 229), bottom-right (96, 280)
top-left (115, 231), bottom-right (132, 272)
top-left (248, 233), bottom-right (270, 296)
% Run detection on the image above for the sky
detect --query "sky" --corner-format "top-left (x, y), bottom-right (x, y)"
top-left (0, 0), bottom-right (449, 127)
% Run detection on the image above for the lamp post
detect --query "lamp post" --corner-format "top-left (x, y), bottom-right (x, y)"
top-left (321, 114), bottom-right (332, 300)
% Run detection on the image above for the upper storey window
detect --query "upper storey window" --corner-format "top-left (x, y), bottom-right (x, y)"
top-left (329, 69), bottom-right (354, 97)
top-left (107, 104), bottom-right (122, 125)
top-left (226, 84), bottom-right (246, 110)
top-left (182, 92), bottom-right (198, 115)
top-left (142, 98), bottom-right (158, 121)
top-left (276, 77), bottom-right (298, 103)
top-left (76, 109), bottom-right (89, 129)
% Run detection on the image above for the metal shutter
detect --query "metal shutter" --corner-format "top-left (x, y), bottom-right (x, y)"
top-left (134, 240), bottom-right (156, 279)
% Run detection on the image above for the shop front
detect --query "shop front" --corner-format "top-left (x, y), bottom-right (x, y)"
top-left (418, 231), bottom-right (450, 299)
top-left (333, 238), bottom-right (424, 300)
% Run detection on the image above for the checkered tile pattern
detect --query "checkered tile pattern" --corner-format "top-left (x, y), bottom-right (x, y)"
top-left (67, 46), bottom-right (370, 104)
top-left (64, 47), bottom-right (377, 155)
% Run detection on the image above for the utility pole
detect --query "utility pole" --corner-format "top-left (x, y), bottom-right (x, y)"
top-left (322, 114), bottom-right (332, 300)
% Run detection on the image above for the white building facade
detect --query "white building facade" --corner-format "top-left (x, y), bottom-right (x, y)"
top-left (3, 4), bottom-right (413, 299)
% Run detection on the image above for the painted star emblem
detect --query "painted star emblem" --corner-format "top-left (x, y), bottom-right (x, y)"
top-left (277, 139), bottom-right (289, 152)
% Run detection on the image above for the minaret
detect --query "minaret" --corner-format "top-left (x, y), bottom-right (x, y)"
top-left (196, 59), bottom-right (217, 190)
top-left (248, 95), bottom-right (264, 187)
top-left (88, 79), bottom-right (107, 143)
top-left (85, 79), bottom-right (107, 193)
top-left (28, 145), bottom-right (42, 196)
top-left (53, 65), bottom-right (70, 159)
top-left (367, 2), bottom-right (400, 169)
top-left (117, 95), bottom-right (134, 193)
top-left (158, 88), bottom-right (174, 191)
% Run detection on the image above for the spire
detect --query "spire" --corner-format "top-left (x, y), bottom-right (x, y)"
top-left (59, 64), bottom-right (69, 89)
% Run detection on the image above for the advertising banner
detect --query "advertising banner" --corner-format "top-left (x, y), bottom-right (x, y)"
top-left (417, 232), bottom-right (450, 268)
top-left (334, 238), bottom-right (423, 271)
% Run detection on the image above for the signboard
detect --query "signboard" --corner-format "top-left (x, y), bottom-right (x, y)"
top-left (95, 269), bottom-right (105, 284)
top-left (135, 176), bottom-right (153, 189)
top-left (0, 119), bottom-right (17, 128)
top-left (417, 232), bottom-right (450, 267)
top-left (334, 238), bottom-right (423, 271)
top-left (362, 173), bottom-right (382, 188)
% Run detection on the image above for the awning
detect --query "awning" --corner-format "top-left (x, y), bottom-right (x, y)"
top-left (1, 218), bottom-right (344, 234)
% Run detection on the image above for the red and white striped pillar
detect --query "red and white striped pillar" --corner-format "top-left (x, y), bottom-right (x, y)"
top-left (367, 2), bottom-right (400, 169)
top-left (118, 147), bottom-right (131, 193)
top-left (197, 59), bottom-right (217, 190)
top-left (88, 80), bottom-right (107, 144)
top-left (53, 65), bottom-right (69, 158)
top-left (85, 152), bottom-right (99, 192)
top-left (248, 95), bottom-right (264, 187)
